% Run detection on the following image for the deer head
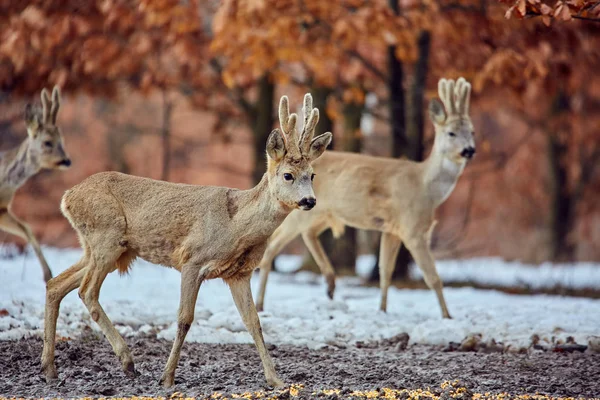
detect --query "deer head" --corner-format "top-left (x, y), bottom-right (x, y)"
top-left (24, 86), bottom-right (71, 170)
top-left (266, 93), bottom-right (332, 211)
top-left (428, 77), bottom-right (475, 163)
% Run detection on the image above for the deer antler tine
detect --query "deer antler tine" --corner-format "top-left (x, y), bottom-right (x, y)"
top-left (303, 93), bottom-right (313, 127)
top-left (279, 95), bottom-right (290, 134)
top-left (447, 79), bottom-right (457, 115)
top-left (50, 86), bottom-right (61, 124)
top-left (301, 108), bottom-right (319, 153)
top-left (287, 113), bottom-right (298, 139)
top-left (454, 77), bottom-right (471, 116)
top-left (41, 88), bottom-right (51, 124)
top-left (438, 79), bottom-right (457, 116)
top-left (300, 94), bottom-right (317, 152)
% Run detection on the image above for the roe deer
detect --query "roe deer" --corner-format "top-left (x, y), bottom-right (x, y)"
top-left (41, 93), bottom-right (332, 388)
top-left (0, 87), bottom-right (71, 282)
top-left (256, 77), bottom-right (475, 319)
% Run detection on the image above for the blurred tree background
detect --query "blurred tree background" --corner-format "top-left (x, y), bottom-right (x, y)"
top-left (1, 0), bottom-right (599, 277)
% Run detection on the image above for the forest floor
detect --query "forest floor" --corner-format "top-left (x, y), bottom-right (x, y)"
top-left (1, 335), bottom-right (599, 399)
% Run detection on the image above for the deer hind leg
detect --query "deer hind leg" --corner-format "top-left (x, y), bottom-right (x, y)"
top-left (255, 225), bottom-right (299, 312)
top-left (0, 210), bottom-right (53, 282)
top-left (404, 236), bottom-right (451, 319)
top-left (228, 274), bottom-right (283, 388)
top-left (78, 240), bottom-right (136, 377)
top-left (41, 250), bottom-right (89, 382)
top-left (301, 224), bottom-right (337, 300)
top-left (160, 263), bottom-right (205, 388)
top-left (378, 232), bottom-right (402, 312)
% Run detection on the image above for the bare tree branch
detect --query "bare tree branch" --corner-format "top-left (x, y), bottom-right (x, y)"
top-left (347, 50), bottom-right (387, 82)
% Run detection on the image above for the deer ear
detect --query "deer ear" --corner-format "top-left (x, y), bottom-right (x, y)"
top-left (266, 128), bottom-right (286, 162)
top-left (428, 98), bottom-right (446, 125)
top-left (308, 132), bottom-right (332, 161)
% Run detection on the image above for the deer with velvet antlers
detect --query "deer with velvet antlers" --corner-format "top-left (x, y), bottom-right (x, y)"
top-left (256, 77), bottom-right (475, 319)
top-left (0, 86), bottom-right (71, 282)
top-left (41, 93), bottom-right (332, 387)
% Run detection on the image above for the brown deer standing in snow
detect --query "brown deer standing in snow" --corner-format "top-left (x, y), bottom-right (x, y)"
top-left (0, 87), bottom-right (71, 282)
top-left (41, 93), bottom-right (332, 388)
top-left (256, 77), bottom-right (475, 319)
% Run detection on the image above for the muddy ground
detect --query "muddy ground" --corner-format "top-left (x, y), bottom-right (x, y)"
top-left (0, 335), bottom-right (598, 399)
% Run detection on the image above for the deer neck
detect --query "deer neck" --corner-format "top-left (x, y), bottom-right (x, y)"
top-left (1, 138), bottom-right (41, 190)
top-left (422, 141), bottom-right (466, 207)
top-left (235, 174), bottom-right (291, 237)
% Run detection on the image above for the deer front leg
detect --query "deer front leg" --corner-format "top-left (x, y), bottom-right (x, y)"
top-left (378, 232), bottom-right (402, 312)
top-left (42, 256), bottom-right (88, 382)
top-left (228, 274), bottom-right (284, 388)
top-left (160, 264), bottom-right (204, 387)
top-left (301, 229), bottom-right (336, 300)
top-left (256, 227), bottom-right (299, 312)
top-left (0, 210), bottom-right (53, 282)
top-left (404, 236), bottom-right (451, 319)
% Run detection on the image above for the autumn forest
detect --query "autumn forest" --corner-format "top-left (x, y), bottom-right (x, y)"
top-left (1, 0), bottom-right (599, 277)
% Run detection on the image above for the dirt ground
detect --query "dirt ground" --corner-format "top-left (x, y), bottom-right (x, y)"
top-left (1, 335), bottom-right (598, 399)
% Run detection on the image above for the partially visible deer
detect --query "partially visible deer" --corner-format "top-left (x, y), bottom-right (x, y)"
top-left (41, 93), bottom-right (332, 388)
top-left (0, 87), bottom-right (71, 282)
top-left (256, 77), bottom-right (475, 319)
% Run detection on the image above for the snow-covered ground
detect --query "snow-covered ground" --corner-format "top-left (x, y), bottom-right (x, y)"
top-left (1, 247), bottom-right (599, 350)
top-left (276, 254), bottom-right (600, 290)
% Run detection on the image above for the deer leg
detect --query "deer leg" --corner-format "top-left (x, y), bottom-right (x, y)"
top-left (228, 274), bottom-right (283, 388)
top-left (378, 232), bottom-right (402, 312)
top-left (0, 211), bottom-right (53, 282)
top-left (255, 226), bottom-right (299, 312)
top-left (79, 250), bottom-right (136, 377)
top-left (41, 254), bottom-right (89, 382)
top-left (160, 264), bottom-right (204, 387)
top-left (302, 227), bottom-right (337, 300)
top-left (404, 237), bottom-right (451, 319)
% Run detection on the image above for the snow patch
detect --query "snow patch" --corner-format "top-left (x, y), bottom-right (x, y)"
top-left (1, 247), bottom-right (599, 350)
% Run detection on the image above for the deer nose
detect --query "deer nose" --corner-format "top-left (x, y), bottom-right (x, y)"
top-left (298, 197), bottom-right (316, 210)
top-left (58, 158), bottom-right (72, 167)
top-left (461, 147), bottom-right (476, 159)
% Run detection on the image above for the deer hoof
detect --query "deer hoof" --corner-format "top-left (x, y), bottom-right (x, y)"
top-left (43, 366), bottom-right (58, 383)
top-left (267, 376), bottom-right (284, 388)
top-left (256, 302), bottom-right (264, 312)
top-left (325, 275), bottom-right (336, 299)
top-left (159, 374), bottom-right (175, 388)
top-left (123, 359), bottom-right (137, 378)
top-left (443, 313), bottom-right (452, 320)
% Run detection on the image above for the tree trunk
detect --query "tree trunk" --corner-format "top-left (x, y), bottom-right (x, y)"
top-left (370, 29), bottom-right (431, 283)
top-left (251, 75), bottom-right (275, 185)
top-left (388, 37), bottom-right (406, 157)
top-left (161, 90), bottom-right (173, 181)
top-left (406, 31), bottom-right (430, 162)
top-left (547, 132), bottom-right (573, 261)
top-left (547, 90), bottom-right (574, 261)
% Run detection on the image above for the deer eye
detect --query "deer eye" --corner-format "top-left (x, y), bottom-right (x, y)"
top-left (311, 174), bottom-right (315, 181)
top-left (448, 132), bottom-right (456, 137)
top-left (283, 173), bottom-right (294, 181)
top-left (43, 141), bottom-right (53, 148)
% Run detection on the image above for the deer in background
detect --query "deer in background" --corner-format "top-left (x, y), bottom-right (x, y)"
top-left (41, 93), bottom-right (332, 388)
top-left (0, 87), bottom-right (71, 282)
top-left (256, 77), bottom-right (475, 319)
